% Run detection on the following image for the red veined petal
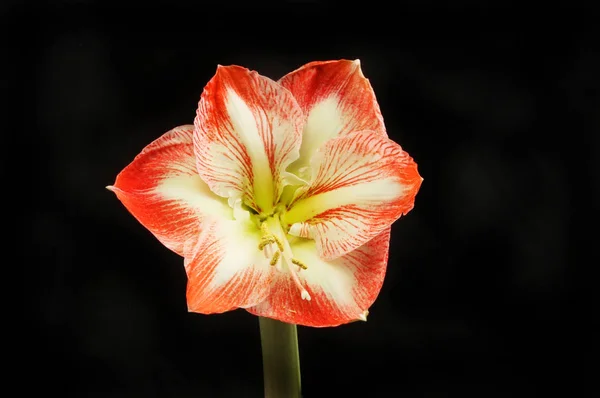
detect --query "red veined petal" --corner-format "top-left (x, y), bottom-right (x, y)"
top-left (108, 125), bottom-right (232, 256)
top-left (193, 65), bottom-right (304, 214)
top-left (246, 227), bottom-right (390, 327)
top-left (282, 130), bottom-right (422, 260)
top-left (185, 217), bottom-right (275, 314)
top-left (278, 59), bottom-right (386, 179)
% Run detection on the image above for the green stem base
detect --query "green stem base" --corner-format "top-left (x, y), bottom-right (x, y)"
top-left (259, 317), bottom-right (302, 398)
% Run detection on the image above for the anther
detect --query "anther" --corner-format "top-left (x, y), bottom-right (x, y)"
top-left (272, 235), bottom-right (284, 252)
top-left (258, 222), bottom-right (284, 252)
top-left (291, 258), bottom-right (308, 270)
top-left (269, 251), bottom-right (280, 266)
top-left (258, 237), bottom-right (276, 250)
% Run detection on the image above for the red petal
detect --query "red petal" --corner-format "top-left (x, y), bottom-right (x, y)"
top-left (246, 227), bottom-right (391, 327)
top-left (109, 125), bottom-right (231, 256)
top-left (194, 65), bottom-right (304, 214)
top-left (282, 130), bottom-right (422, 260)
top-left (279, 59), bottom-right (386, 178)
top-left (185, 217), bottom-right (275, 314)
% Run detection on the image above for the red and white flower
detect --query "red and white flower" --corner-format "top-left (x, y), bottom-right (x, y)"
top-left (108, 60), bottom-right (422, 327)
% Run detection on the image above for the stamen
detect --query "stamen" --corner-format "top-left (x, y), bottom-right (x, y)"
top-left (262, 245), bottom-right (271, 259)
top-left (269, 251), bottom-right (280, 266)
top-left (258, 222), bottom-right (284, 251)
top-left (258, 236), bottom-right (277, 250)
top-left (272, 235), bottom-right (284, 252)
top-left (291, 258), bottom-right (308, 270)
top-left (258, 222), bottom-right (280, 268)
top-left (259, 216), bottom-right (312, 301)
top-left (271, 217), bottom-right (311, 301)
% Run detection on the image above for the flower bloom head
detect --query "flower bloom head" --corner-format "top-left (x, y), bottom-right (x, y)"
top-left (108, 60), bottom-right (422, 327)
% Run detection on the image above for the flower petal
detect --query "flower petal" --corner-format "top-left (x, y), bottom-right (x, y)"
top-left (194, 65), bottom-right (304, 214)
top-left (185, 216), bottom-right (275, 314)
top-left (246, 227), bottom-right (391, 327)
top-left (282, 130), bottom-right (422, 260)
top-left (108, 125), bottom-right (232, 256)
top-left (278, 59), bottom-right (386, 179)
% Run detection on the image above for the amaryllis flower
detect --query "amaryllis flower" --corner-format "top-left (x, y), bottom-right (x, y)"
top-left (108, 60), bottom-right (422, 327)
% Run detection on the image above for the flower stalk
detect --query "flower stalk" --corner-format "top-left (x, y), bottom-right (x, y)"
top-left (259, 316), bottom-right (302, 398)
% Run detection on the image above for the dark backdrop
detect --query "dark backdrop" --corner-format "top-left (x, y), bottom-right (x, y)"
top-left (7, 1), bottom-right (595, 397)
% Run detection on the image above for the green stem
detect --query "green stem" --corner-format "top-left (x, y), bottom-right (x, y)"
top-left (259, 316), bottom-right (302, 398)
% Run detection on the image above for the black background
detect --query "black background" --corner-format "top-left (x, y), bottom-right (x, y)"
top-left (7, 1), bottom-right (596, 397)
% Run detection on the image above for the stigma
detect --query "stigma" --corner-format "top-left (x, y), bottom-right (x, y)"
top-left (258, 217), bottom-right (311, 301)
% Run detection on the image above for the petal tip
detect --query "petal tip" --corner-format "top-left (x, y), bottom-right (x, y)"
top-left (348, 310), bottom-right (369, 324)
top-left (357, 309), bottom-right (369, 322)
top-left (106, 185), bottom-right (124, 195)
top-left (215, 64), bottom-right (231, 74)
top-left (352, 59), bottom-right (366, 78)
top-left (215, 64), bottom-right (226, 74)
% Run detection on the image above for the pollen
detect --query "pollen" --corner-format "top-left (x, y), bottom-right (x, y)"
top-left (269, 251), bottom-right (280, 266)
top-left (258, 237), bottom-right (276, 250)
top-left (259, 222), bottom-right (284, 251)
top-left (291, 258), bottom-right (308, 270)
top-left (259, 221), bottom-right (283, 268)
